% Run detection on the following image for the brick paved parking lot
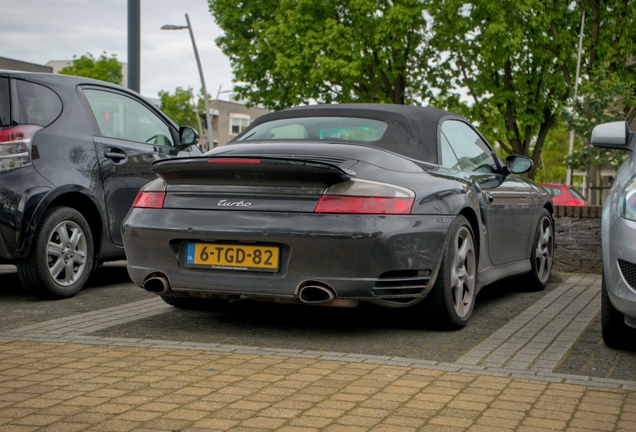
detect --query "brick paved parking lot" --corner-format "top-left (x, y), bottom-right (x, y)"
top-left (1, 340), bottom-right (635, 431)
top-left (1, 262), bottom-right (635, 430)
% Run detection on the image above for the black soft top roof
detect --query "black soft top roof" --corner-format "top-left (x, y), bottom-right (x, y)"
top-left (232, 103), bottom-right (465, 163)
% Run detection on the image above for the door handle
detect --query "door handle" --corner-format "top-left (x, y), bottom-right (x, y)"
top-left (104, 150), bottom-right (127, 161)
top-left (485, 193), bottom-right (494, 203)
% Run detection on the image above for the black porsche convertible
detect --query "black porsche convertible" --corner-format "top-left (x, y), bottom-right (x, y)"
top-left (122, 104), bottom-right (554, 329)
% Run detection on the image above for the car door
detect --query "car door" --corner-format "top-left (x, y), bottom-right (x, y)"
top-left (81, 87), bottom-right (193, 246)
top-left (440, 120), bottom-right (534, 265)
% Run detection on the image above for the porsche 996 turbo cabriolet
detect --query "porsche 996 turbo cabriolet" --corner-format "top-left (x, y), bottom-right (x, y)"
top-left (122, 104), bottom-right (554, 329)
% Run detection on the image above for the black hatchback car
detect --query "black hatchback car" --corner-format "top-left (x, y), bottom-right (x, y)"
top-left (0, 71), bottom-right (200, 299)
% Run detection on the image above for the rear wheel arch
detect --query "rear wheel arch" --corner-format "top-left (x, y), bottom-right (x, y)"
top-left (409, 213), bottom-right (478, 329)
top-left (47, 193), bottom-right (104, 263)
top-left (22, 190), bottom-right (105, 265)
top-left (544, 202), bottom-right (554, 216)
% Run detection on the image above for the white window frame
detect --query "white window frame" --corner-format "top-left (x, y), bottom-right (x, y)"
top-left (229, 113), bottom-right (251, 137)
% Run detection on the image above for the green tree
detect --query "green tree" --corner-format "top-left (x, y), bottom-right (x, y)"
top-left (426, 0), bottom-right (580, 179)
top-left (209, 0), bottom-right (430, 109)
top-left (58, 52), bottom-right (123, 85)
top-left (562, 0), bottom-right (636, 202)
top-left (535, 124), bottom-right (570, 184)
top-left (563, 72), bottom-right (636, 203)
top-left (426, 0), bottom-right (636, 180)
top-left (564, 72), bottom-right (636, 147)
top-left (159, 87), bottom-right (200, 130)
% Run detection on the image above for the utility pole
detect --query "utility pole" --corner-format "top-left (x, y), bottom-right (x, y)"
top-left (127, 0), bottom-right (141, 93)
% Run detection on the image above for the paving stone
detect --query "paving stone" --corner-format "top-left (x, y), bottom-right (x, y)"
top-left (0, 272), bottom-right (634, 430)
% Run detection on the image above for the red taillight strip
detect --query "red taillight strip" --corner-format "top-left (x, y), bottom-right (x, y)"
top-left (208, 158), bottom-right (262, 164)
top-left (0, 125), bottom-right (42, 143)
top-left (132, 191), bottom-right (166, 209)
top-left (314, 196), bottom-right (414, 215)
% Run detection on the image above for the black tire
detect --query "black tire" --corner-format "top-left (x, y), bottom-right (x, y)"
top-left (527, 209), bottom-right (554, 291)
top-left (601, 272), bottom-right (635, 350)
top-left (160, 295), bottom-right (229, 311)
top-left (17, 206), bottom-right (94, 299)
top-left (415, 215), bottom-right (477, 329)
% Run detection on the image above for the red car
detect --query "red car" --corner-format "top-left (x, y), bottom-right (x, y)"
top-left (540, 183), bottom-right (588, 206)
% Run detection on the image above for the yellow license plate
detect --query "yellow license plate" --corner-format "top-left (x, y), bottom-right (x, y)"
top-left (186, 243), bottom-right (279, 271)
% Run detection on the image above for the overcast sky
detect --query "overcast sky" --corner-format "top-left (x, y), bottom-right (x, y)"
top-left (1, 0), bottom-right (235, 101)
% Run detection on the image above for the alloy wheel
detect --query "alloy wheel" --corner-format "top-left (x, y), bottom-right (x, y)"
top-left (535, 216), bottom-right (554, 284)
top-left (47, 220), bottom-right (88, 287)
top-left (450, 226), bottom-right (476, 318)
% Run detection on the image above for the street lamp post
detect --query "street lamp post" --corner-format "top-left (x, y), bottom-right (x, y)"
top-left (566, 9), bottom-right (586, 186)
top-left (161, 14), bottom-right (213, 150)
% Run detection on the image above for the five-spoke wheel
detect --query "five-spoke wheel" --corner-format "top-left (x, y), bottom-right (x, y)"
top-left (450, 225), bottom-right (476, 320)
top-left (529, 209), bottom-right (554, 290)
top-left (416, 215), bottom-right (477, 329)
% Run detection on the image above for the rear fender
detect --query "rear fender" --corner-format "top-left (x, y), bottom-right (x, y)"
top-left (17, 186), bottom-right (107, 265)
top-left (0, 186), bottom-right (50, 259)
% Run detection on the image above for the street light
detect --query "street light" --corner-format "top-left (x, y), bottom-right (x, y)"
top-left (161, 14), bottom-right (213, 150)
top-left (566, 9), bottom-right (586, 186)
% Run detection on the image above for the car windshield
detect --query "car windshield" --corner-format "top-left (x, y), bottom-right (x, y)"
top-left (237, 117), bottom-right (388, 142)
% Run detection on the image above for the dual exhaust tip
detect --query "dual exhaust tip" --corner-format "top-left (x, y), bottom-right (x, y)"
top-left (143, 275), bottom-right (358, 308)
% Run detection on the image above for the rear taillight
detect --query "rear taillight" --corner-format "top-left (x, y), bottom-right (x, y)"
top-left (0, 125), bottom-right (42, 172)
top-left (315, 196), bottom-right (414, 214)
top-left (132, 191), bottom-right (166, 208)
top-left (314, 179), bottom-right (415, 215)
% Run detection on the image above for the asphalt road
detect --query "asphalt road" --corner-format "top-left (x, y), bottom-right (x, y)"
top-left (1, 262), bottom-right (635, 383)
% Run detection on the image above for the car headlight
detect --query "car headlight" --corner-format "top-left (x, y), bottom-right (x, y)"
top-left (620, 175), bottom-right (636, 221)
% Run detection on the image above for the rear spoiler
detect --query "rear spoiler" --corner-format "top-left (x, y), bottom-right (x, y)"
top-left (153, 156), bottom-right (356, 187)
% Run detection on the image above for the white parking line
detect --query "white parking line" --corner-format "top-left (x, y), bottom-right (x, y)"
top-left (456, 274), bottom-right (601, 368)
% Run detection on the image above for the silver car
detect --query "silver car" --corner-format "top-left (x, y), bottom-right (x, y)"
top-left (591, 121), bottom-right (636, 348)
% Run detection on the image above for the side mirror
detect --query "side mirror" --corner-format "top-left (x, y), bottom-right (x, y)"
top-left (591, 121), bottom-right (632, 151)
top-left (179, 126), bottom-right (199, 147)
top-left (505, 155), bottom-right (533, 174)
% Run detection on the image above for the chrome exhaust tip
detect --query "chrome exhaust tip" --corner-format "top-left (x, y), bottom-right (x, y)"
top-left (297, 283), bottom-right (359, 308)
top-left (144, 275), bottom-right (170, 294)
top-left (299, 285), bottom-right (335, 304)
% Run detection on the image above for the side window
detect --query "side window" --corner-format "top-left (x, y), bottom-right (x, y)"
top-left (14, 80), bottom-right (62, 127)
top-left (83, 89), bottom-right (174, 146)
top-left (441, 120), bottom-right (498, 173)
top-left (439, 133), bottom-right (461, 170)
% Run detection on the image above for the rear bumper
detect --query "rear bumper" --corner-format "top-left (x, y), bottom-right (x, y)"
top-left (122, 208), bottom-right (451, 301)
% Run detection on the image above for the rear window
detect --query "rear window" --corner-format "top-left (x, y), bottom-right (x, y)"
top-left (14, 80), bottom-right (62, 127)
top-left (0, 77), bottom-right (9, 126)
top-left (568, 187), bottom-right (585, 200)
top-left (237, 117), bottom-right (388, 143)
